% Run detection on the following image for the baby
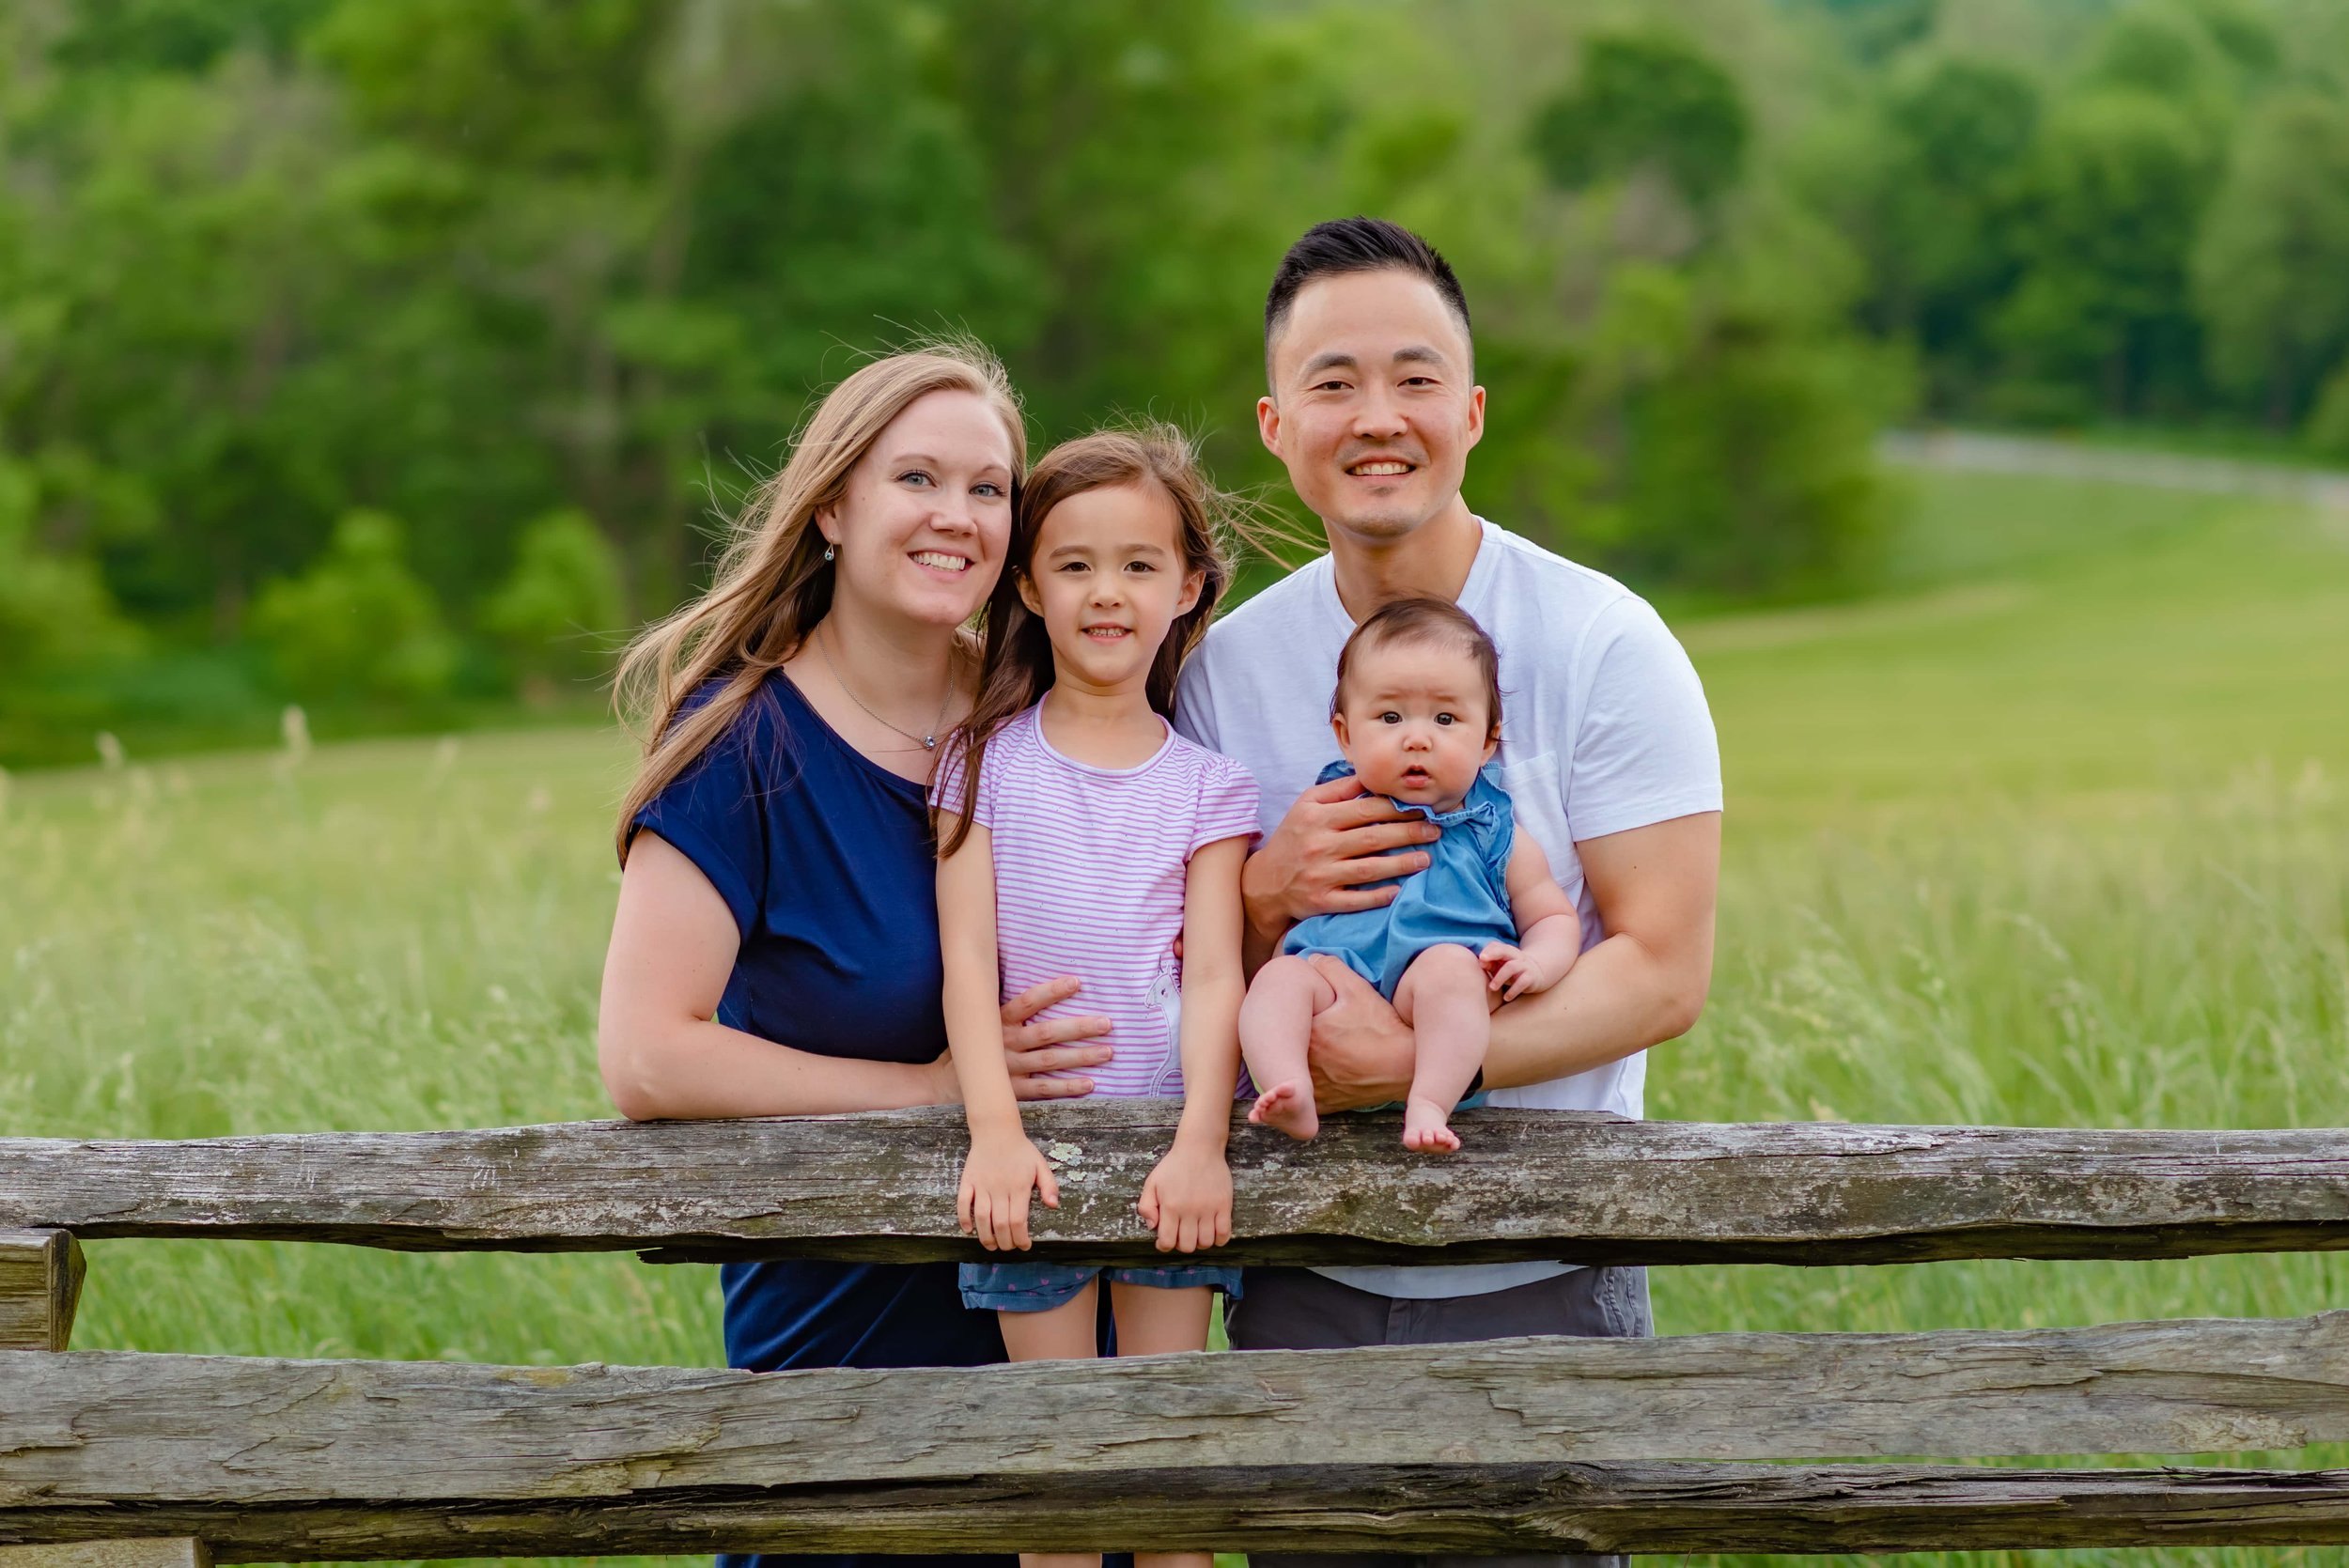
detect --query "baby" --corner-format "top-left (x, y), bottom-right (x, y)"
top-left (1240, 598), bottom-right (1581, 1151)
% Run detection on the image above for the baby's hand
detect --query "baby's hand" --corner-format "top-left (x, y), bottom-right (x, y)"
top-left (1137, 1138), bottom-right (1234, 1254)
top-left (1480, 940), bottom-right (1553, 1001)
top-left (957, 1132), bottom-right (1061, 1251)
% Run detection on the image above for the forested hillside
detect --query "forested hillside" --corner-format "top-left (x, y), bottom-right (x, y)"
top-left (5, 0), bottom-right (2346, 761)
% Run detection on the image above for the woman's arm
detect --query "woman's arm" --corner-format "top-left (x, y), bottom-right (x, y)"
top-left (1138, 834), bottom-right (1249, 1252)
top-left (599, 832), bottom-right (950, 1118)
top-left (599, 831), bottom-right (1115, 1121)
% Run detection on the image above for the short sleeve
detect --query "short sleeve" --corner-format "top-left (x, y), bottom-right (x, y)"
top-left (627, 689), bottom-right (775, 939)
top-left (1172, 651), bottom-right (1221, 753)
top-left (928, 733), bottom-right (993, 828)
top-left (1188, 753), bottom-right (1261, 857)
top-left (1566, 597), bottom-right (1723, 842)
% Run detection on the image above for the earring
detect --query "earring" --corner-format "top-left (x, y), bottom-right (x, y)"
top-left (823, 542), bottom-right (836, 563)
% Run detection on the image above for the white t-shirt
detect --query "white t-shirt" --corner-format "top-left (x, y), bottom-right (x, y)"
top-left (1174, 517), bottom-right (1722, 1298)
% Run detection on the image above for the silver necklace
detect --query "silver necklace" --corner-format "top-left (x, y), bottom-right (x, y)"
top-left (816, 625), bottom-right (954, 752)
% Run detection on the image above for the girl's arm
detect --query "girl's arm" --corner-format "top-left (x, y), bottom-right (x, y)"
top-left (599, 831), bottom-right (1112, 1121)
top-left (1138, 833), bottom-right (1250, 1252)
top-left (1481, 832), bottom-right (1584, 1002)
top-left (939, 814), bottom-right (1061, 1250)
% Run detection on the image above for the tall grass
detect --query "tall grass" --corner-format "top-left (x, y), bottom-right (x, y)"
top-left (5, 469), bottom-right (2348, 1567)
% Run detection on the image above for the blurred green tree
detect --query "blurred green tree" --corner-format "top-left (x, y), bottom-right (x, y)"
top-left (1530, 27), bottom-right (1750, 217)
top-left (481, 509), bottom-right (628, 698)
top-left (0, 455), bottom-right (141, 678)
top-left (248, 511), bottom-right (456, 702)
top-left (2193, 93), bottom-right (2349, 429)
top-left (1828, 55), bottom-right (2040, 412)
top-left (1992, 90), bottom-right (2217, 421)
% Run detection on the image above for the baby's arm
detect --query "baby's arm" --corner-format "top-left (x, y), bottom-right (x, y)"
top-left (937, 815), bottom-right (1060, 1250)
top-left (1481, 833), bottom-right (1583, 1002)
top-left (1140, 834), bottom-right (1249, 1252)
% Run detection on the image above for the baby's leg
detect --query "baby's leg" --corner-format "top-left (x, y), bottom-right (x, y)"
top-left (1239, 954), bottom-right (1337, 1141)
top-left (1393, 943), bottom-right (1489, 1153)
top-left (1108, 1281), bottom-right (1216, 1568)
top-left (998, 1280), bottom-right (1102, 1568)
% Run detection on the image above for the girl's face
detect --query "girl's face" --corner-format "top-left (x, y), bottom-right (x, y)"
top-left (819, 389), bottom-right (1017, 632)
top-left (1017, 480), bottom-right (1205, 699)
top-left (1330, 636), bottom-right (1498, 810)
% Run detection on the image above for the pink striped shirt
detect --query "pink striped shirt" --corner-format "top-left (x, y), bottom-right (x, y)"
top-left (935, 702), bottom-right (1258, 1095)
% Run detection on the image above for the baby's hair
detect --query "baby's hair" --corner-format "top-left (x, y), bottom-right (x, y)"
top-left (1330, 598), bottom-right (1502, 738)
top-left (938, 421), bottom-right (1242, 859)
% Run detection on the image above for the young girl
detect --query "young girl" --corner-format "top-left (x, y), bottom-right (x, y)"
top-left (933, 427), bottom-right (1254, 1568)
top-left (1241, 598), bottom-right (1583, 1153)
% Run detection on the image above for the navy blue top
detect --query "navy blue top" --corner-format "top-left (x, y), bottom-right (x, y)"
top-left (630, 670), bottom-right (1009, 1568)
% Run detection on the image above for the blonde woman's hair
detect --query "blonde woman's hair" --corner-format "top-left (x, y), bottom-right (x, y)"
top-left (613, 344), bottom-right (1025, 861)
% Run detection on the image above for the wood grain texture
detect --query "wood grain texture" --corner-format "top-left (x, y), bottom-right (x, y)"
top-left (6, 1105), bottom-right (2349, 1265)
top-left (9, 1317), bottom-right (2349, 1508)
top-left (9, 1466), bottom-right (2349, 1560)
top-left (0, 1541), bottom-right (209, 1568)
top-left (0, 1231), bottom-right (83, 1351)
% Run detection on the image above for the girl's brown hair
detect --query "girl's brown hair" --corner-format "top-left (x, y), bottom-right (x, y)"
top-left (613, 344), bottom-right (1025, 862)
top-left (936, 422), bottom-right (1240, 859)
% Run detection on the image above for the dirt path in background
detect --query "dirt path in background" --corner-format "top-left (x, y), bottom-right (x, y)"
top-left (1881, 429), bottom-right (2349, 515)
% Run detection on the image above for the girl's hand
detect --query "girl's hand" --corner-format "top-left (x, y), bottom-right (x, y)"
top-left (958, 1132), bottom-right (1061, 1250)
top-left (1480, 940), bottom-right (1549, 1002)
top-left (1137, 1139), bottom-right (1234, 1254)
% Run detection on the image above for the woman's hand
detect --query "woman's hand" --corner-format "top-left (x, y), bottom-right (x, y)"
top-left (958, 1130), bottom-right (1062, 1250)
top-left (926, 977), bottom-right (1113, 1105)
top-left (1137, 1136), bottom-right (1234, 1254)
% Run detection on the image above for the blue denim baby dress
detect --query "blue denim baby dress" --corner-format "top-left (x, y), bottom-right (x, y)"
top-left (1282, 758), bottom-right (1517, 998)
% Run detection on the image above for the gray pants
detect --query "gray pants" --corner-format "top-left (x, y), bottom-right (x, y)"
top-left (1226, 1265), bottom-right (1651, 1568)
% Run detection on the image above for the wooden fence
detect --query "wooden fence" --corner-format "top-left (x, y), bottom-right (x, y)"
top-left (6, 1103), bottom-right (2349, 1561)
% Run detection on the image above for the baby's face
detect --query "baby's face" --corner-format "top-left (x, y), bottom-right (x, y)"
top-left (1331, 637), bottom-right (1497, 810)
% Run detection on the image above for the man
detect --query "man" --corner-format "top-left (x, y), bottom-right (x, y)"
top-left (1174, 217), bottom-right (1722, 1568)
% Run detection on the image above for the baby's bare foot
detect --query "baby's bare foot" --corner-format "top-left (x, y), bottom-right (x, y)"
top-left (1402, 1097), bottom-right (1462, 1153)
top-left (1249, 1080), bottom-right (1319, 1141)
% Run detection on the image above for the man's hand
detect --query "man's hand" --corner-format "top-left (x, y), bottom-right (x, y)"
top-left (1302, 955), bottom-right (1415, 1112)
top-left (1242, 775), bottom-right (1440, 946)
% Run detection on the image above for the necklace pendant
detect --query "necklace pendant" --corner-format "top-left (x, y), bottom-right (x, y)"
top-left (922, 735), bottom-right (938, 751)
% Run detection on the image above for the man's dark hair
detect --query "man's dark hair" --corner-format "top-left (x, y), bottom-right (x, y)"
top-left (1264, 217), bottom-right (1472, 367)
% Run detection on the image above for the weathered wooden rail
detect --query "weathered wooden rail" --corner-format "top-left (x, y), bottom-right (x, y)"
top-left (8, 1107), bottom-right (2349, 1559)
top-left (8, 1104), bottom-right (2348, 1265)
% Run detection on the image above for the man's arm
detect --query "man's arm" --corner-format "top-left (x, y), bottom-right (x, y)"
top-left (1301, 810), bottom-right (1719, 1110)
top-left (1483, 810), bottom-right (1719, 1088)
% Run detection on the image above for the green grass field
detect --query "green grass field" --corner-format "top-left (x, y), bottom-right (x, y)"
top-left (6, 465), bottom-right (2348, 1567)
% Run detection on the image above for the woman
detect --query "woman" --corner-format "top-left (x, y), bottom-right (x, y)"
top-left (598, 345), bottom-right (1112, 1568)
